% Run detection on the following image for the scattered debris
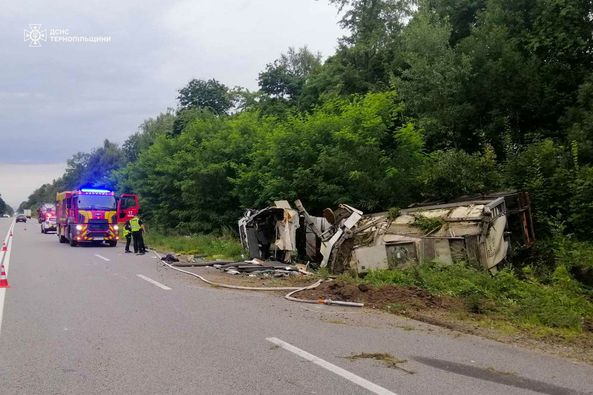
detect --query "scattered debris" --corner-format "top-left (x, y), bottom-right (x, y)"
top-left (345, 353), bottom-right (414, 374)
top-left (211, 258), bottom-right (303, 277)
top-left (161, 253), bottom-right (179, 263)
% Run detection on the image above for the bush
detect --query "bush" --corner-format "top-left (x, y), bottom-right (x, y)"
top-left (419, 146), bottom-right (501, 201)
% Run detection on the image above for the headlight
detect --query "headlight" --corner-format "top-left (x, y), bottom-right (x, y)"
top-left (76, 224), bottom-right (83, 231)
top-left (113, 225), bottom-right (119, 230)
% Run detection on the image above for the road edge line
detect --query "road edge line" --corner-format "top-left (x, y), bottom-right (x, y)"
top-left (0, 219), bottom-right (16, 337)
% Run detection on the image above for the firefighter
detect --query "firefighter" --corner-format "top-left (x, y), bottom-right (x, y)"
top-left (123, 220), bottom-right (132, 253)
top-left (130, 215), bottom-right (146, 255)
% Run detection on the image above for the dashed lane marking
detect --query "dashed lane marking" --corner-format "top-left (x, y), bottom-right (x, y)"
top-left (136, 274), bottom-right (171, 290)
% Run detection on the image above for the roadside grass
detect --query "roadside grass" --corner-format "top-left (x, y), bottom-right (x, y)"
top-left (144, 231), bottom-right (244, 260)
top-left (347, 262), bottom-right (593, 338)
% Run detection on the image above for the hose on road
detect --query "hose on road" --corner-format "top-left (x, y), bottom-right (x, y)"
top-left (154, 251), bottom-right (364, 307)
top-left (154, 250), bottom-right (319, 291)
top-left (285, 284), bottom-right (364, 307)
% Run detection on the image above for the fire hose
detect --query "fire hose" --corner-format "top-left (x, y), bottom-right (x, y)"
top-left (154, 251), bottom-right (363, 307)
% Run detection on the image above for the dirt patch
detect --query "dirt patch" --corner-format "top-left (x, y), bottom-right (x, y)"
top-left (344, 352), bottom-right (414, 374)
top-left (298, 281), bottom-right (459, 311)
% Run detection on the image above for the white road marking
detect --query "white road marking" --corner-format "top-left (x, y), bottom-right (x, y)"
top-left (0, 220), bottom-right (16, 337)
top-left (136, 274), bottom-right (171, 290)
top-left (94, 254), bottom-right (110, 262)
top-left (266, 337), bottom-right (397, 395)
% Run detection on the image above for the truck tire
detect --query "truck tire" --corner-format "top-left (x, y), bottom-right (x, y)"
top-left (108, 240), bottom-right (117, 247)
top-left (58, 227), bottom-right (67, 243)
top-left (69, 227), bottom-right (78, 247)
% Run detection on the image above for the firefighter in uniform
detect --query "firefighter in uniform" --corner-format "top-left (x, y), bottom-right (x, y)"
top-left (130, 215), bottom-right (146, 255)
top-left (123, 220), bottom-right (132, 253)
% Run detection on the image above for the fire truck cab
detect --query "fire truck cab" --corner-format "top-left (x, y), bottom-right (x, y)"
top-left (56, 189), bottom-right (138, 247)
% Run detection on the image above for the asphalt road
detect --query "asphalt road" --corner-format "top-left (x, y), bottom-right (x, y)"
top-left (0, 217), bottom-right (591, 395)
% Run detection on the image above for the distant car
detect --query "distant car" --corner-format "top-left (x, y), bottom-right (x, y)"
top-left (1, 214), bottom-right (9, 218)
top-left (41, 216), bottom-right (57, 233)
top-left (16, 214), bottom-right (27, 223)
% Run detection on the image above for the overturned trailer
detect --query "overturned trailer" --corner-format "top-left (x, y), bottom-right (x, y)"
top-left (239, 192), bottom-right (534, 274)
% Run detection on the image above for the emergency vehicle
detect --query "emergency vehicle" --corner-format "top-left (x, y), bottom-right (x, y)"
top-left (55, 188), bottom-right (139, 247)
top-left (38, 203), bottom-right (57, 233)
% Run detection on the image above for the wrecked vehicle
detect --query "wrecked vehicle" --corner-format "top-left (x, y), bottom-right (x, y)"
top-left (238, 200), bottom-right (359, 265)
top-left (238, 201), bottom-right (302, 262)
top-left (239, 192), bottom-right (535, 274)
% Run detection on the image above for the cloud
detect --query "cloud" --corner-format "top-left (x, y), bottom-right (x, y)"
top-left (0, 163), bottom-right (66, 207)
top-left (0, 0), bottom-right (344, 164)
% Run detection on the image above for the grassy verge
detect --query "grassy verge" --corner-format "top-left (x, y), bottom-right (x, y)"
top-left (144, 231), bottom-right (244, 260)
top-left (343, 262), bottom-right (593, 339)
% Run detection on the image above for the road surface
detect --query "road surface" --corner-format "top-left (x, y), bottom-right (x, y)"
top-left (0, 218), bottom-right (591, 394)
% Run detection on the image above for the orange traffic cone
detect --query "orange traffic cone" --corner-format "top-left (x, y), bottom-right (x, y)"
top-left (0, 264), bottom-right (9, 288)
top-left (1, 242), bottom-right (6, 252)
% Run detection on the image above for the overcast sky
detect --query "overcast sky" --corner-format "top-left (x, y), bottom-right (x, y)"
top-left (0, 0), bottom-right (344, 207)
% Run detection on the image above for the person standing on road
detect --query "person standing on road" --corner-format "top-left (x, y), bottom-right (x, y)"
top-left (130, 215), bottom-right (146, 255)
top-left (123, 220), bottom-right (132, 253)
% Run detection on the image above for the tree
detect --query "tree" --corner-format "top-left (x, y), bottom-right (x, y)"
top-left (330, 0), bottom-right (416, 45)
top-left (79, 139), bottom-right (125, 189)
top-left (177, 79), bottom-right (232, 115)
top-left (427, 0), bottom-right (487, 45)
top-left (396, 7), bottom-right (473, 150)
top-left (258, 47), bottom-right (322, 102)
top-left (123, 111), bottom-right (175, 162)
top-left (0, 196), bottom-right (7, 215)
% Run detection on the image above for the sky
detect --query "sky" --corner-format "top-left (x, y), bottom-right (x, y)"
top-left (0, 0), bottom-right (344, 208)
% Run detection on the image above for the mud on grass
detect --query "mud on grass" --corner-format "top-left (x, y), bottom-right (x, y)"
top-left (299, 281), bottom-right (460, 311)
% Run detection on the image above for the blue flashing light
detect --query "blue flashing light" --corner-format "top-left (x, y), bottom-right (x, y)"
top-left (80, 188), bottom-right (113, 195)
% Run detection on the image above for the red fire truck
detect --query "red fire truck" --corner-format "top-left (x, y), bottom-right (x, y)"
top-left (55, 188), bottom-right (139, 247)
top-left (37, 203), bottom-right (56, 223)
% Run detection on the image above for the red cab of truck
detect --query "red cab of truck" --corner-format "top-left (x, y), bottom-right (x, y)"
top-left (55, 189), bottom-right (139, 247)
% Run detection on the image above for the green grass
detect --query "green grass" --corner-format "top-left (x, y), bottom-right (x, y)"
top-left (144, 231), bottom-right (244, 260)
top-left (354, 262), bottom-right (593, 334)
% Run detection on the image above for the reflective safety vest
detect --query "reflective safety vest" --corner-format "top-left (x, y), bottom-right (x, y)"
top-left (122, 227), bottom-right (131, 237)
top-left (130, 217), bottom-right (141, 232)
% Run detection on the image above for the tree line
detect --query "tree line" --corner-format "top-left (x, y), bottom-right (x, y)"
top-left (21, 0), bottom-right (593, 242)
top-left (0, 195), bottom-right (14, 216)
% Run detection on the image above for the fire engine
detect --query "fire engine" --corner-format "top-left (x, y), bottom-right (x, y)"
top-left (55, 188), bottom-right (139, 247)
top-left (37, 203), bottom-right (56, 223)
